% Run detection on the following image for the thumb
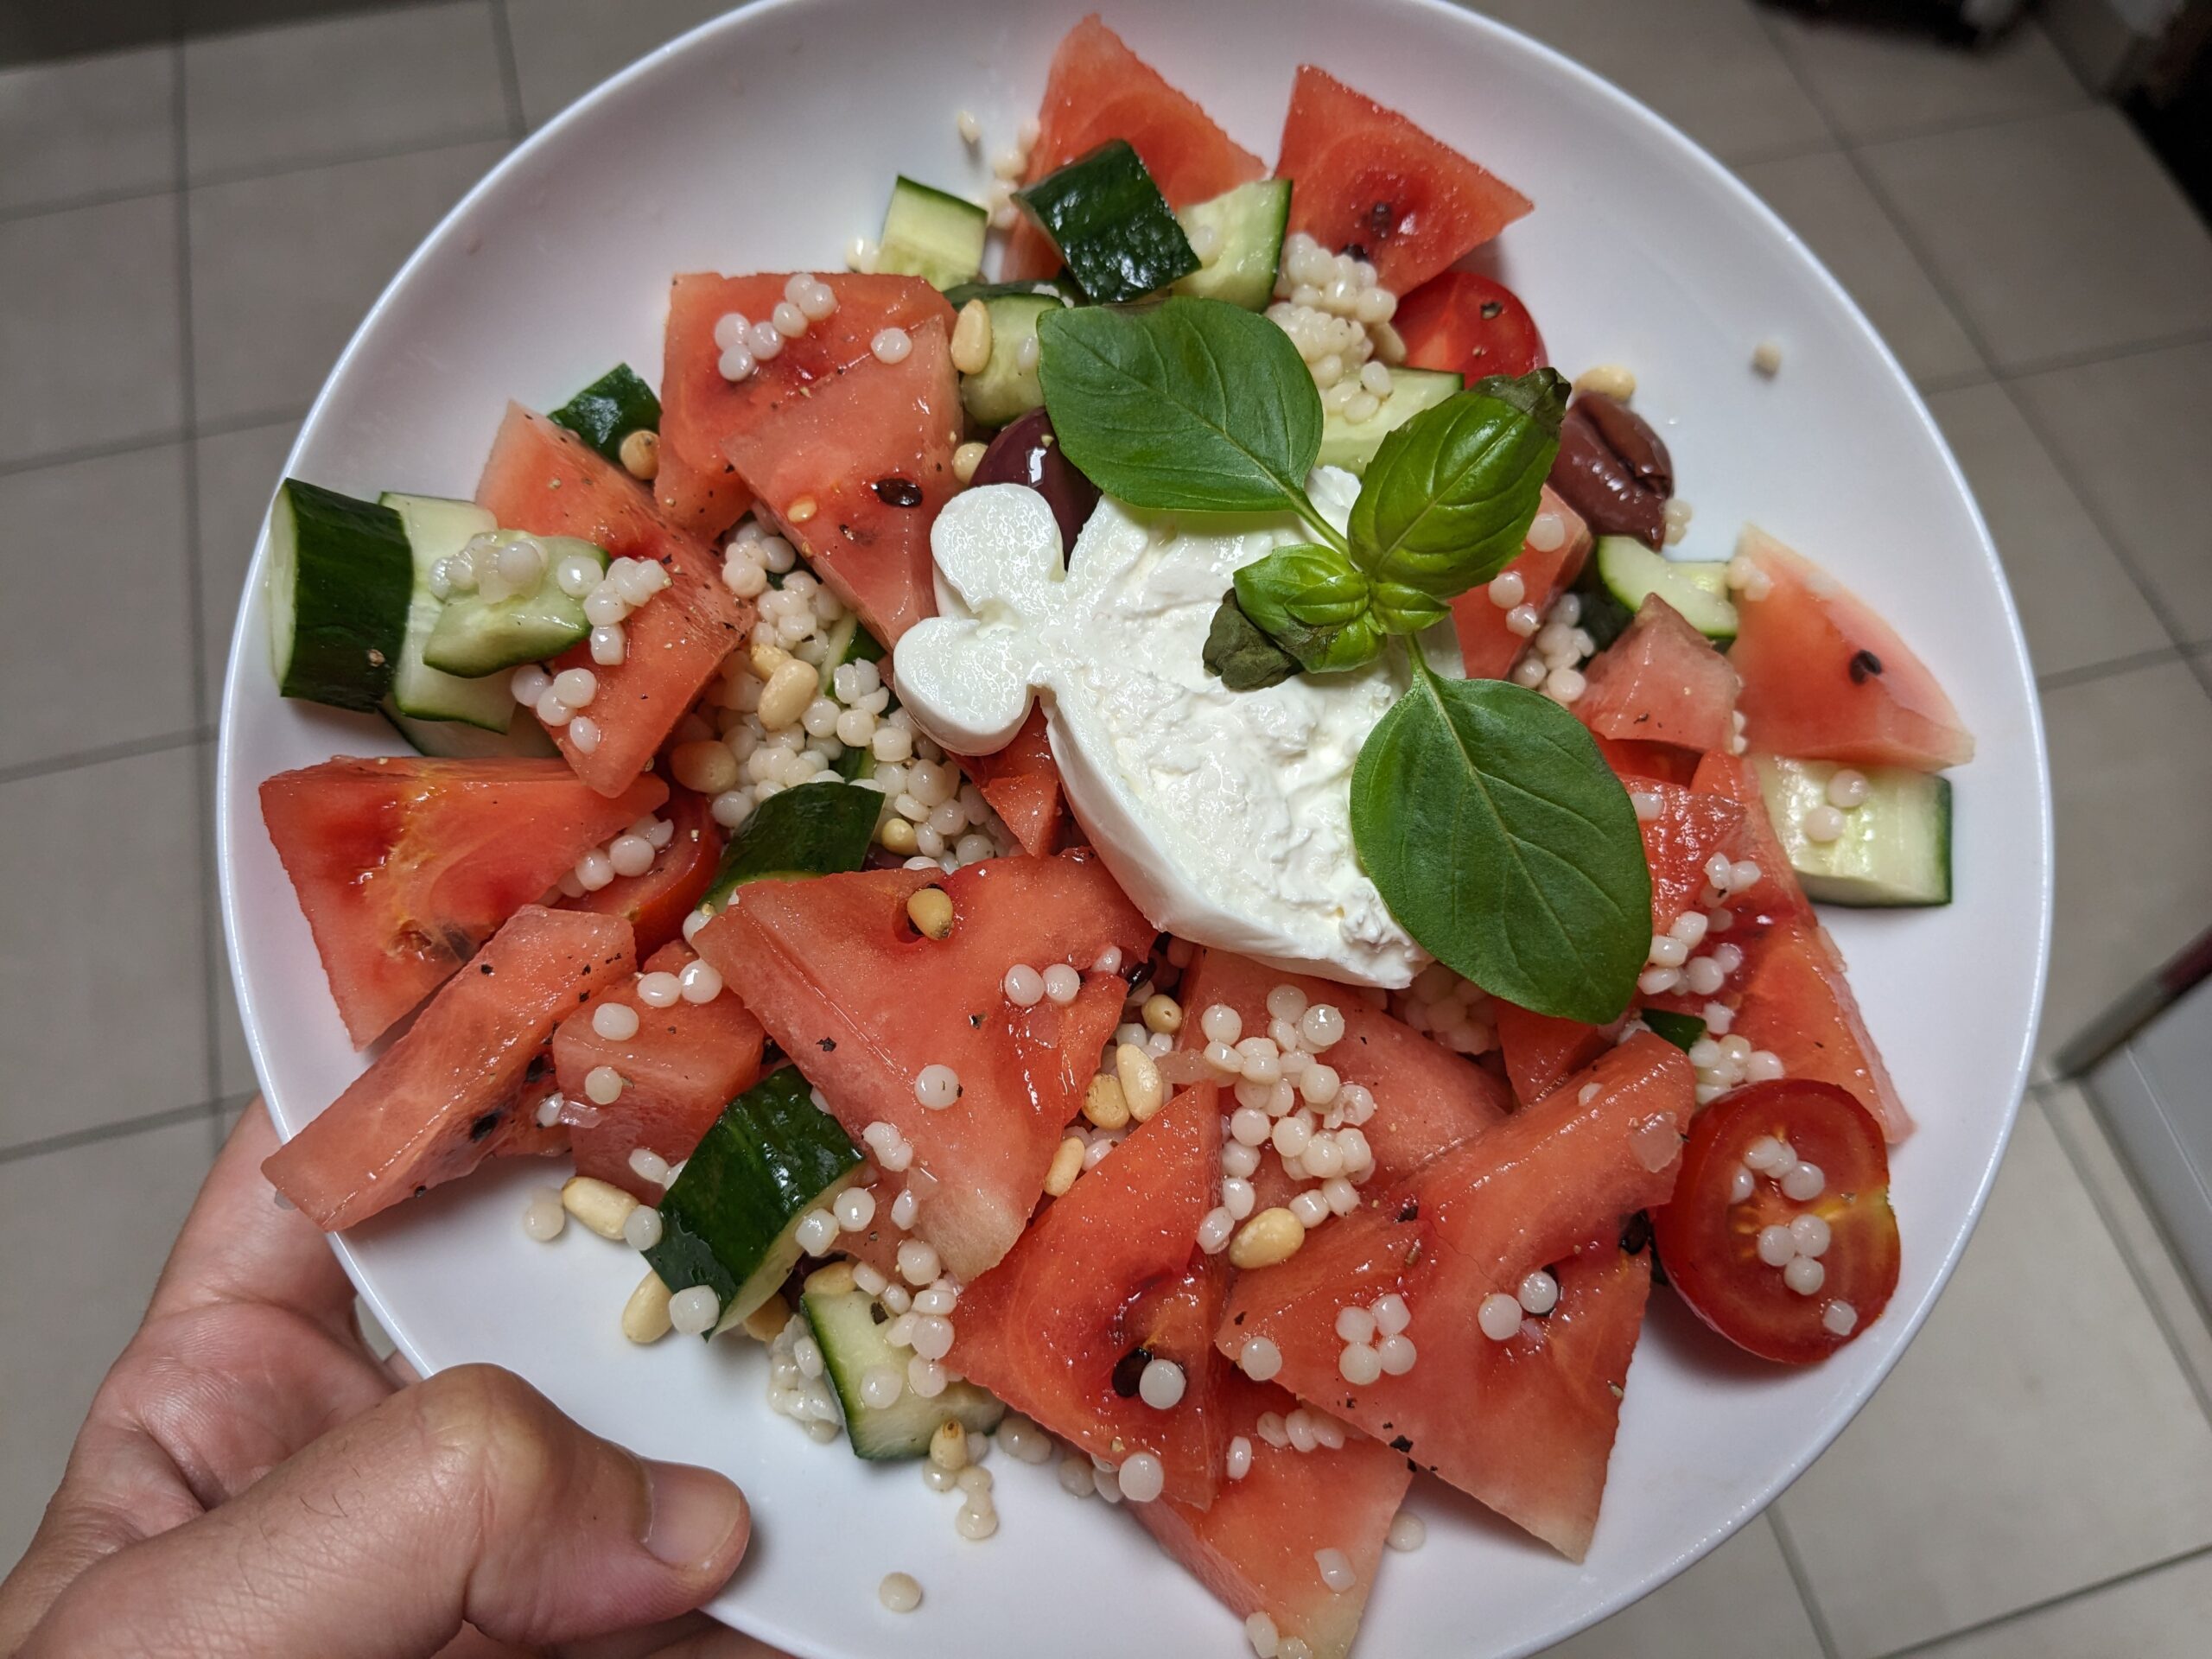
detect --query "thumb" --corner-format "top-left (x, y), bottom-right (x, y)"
top-left (24, 1364), bottom-right (749, 1658)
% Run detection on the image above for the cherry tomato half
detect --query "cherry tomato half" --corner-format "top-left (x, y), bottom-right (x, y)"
top-left (1392, 271), bottom-right (1548, 381)
top-left (1652, 1079), bottom-right (1900, 1364)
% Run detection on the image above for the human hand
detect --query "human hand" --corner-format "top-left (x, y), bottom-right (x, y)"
top-left (0, 1101), bottom-right (781, 1658)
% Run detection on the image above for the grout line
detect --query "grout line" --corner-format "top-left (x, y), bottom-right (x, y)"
top-left (1996, 323), bottom-right (2212, 384)
top-left (0, 1100), bottom-right (226, 1167)
top-left (196, 400), bottom-right (316, 442)
top-left (0, 427), bottom-right (191, 480)
top-left (487, 0), bottom-right (528, 142)
top-left (1871, 1541), bottom-right (2212, 1659)
top-left (1834, 94), bottom-right (2100, 154)
top-left (1765, 1509), bottom-right (1846, 1659)
top-left (2036, 645), bottom-right (2185, 694)
top-left (1718, 134), bottom-right (1847, 171)
top-left (0, 728), bottom-right (212, 789)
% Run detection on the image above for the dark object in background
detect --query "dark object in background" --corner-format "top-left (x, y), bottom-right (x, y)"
top-left (973, 410), bottom-right (1103, 558)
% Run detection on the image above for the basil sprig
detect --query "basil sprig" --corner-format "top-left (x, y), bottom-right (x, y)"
top-left (1037, 296), bottom-right (1646, 1022)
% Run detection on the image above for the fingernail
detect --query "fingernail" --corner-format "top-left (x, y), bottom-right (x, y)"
top-left (642, 1459), bottom-right (749, 1570)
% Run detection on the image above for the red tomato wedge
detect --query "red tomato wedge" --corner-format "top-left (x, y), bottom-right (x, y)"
top-left (952, 1082), bottom-right (1226, 1509)
top-left (1135, 1367), bottom-right (1413, 1659)
top-left (553, 940), bottom-right (768, 1199)
top-left (1395, 270), bottom-right (1548, 380)
top-left (1218, 1034), bottom-right (1693, 1560)
top-left (1494, 1002), bottom-right (1618, 1108)
top-left (562, 787), bottom-right (722, 958)
top-left (1578, 595), bottom-right (1742, 754)
top-left (955, 709), bottom-right (1064, 858)
top-left (1177, 949), bottom-right (1509, 1209)
top-left (264, 907), bottom-right (637, 1230)
top-left (1274, 66), bottom-right (1533, 296)
top-left (693, 851), bottom-right (1153, 1281)
top-left (475, 405), bottom-right (750, 796)
top-left (1004, 15), bottom-right (1267, 281)
top-left (1654, 1079), bottom-right (1899, 1363)
top-left (1448, 486), bottom-right (1590, 680)
top-left (1732, 920), bottom-right (1913, 1143)
top-left (1729, 526), bottom-right (1973, 771)
top-left (260, 756), bottom-right (665, 1048)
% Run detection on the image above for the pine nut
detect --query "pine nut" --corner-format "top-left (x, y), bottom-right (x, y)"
top-left (758, 660), bottom-right (819, 729)
top-left (1084, 1072), bottom-right (1130, 1129)
top-left (805, 1260), bottom-right (858, 1297)
top-left (619, 428), bottom-right (660, 480)
top-left (930, 1418), bottom-right (969, 1471)
top-left (621, 1270), bottom-right (673, 1343)
top-left (669, 738), bottom-right (741, 796)
top-left (1141, 994), bottom-right (1183, 1035)
top-left (561, 1175), bottom-right (639, 1240)
top-left (953, 440), bottom-right (988, 485)
top-left (741, 1294), bottom-right (790, 1342)
top-left (879, 816), bottom-right (919, 855)
top-left (1116, 1042), bottom-right (1166, 1122)
top-left (907, 887), bottom-right (956, 939)
top-left (1230, 1207), bottom-right (1306, 1270)
top-left (1573, 363), bottom-right (1637, 402)
top-left (950, 299), bottom-right (995, 376)
top-left (749, 640), bottom-right (791, 680)
top-left (1045, 1134), bottom-right (1085, 1197)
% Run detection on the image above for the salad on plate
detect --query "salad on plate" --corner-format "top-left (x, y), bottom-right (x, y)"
top-left (245, 16), bottom-right (1973, 1657)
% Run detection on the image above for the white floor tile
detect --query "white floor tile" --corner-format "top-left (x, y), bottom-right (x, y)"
top-left (0, 745), bottom-right (212, 1149)
top-left (1766, 14), bottom-right (2084, 144)
top-left (187, 139), bottom-right (506, 427)
top-left (1474, 0), bottom-right (1830, 164)
top-left (0, 1116), bottom-right (211, 1570)
top-left (1922, 382), bottom-right (2167, 678)
top-left (0, 444), bottom-right (197, 772)
top-left (0, 193), bottom-right (182, 467)
top-left (503, 0), bottom-right (734, 130)
top-left (183, 0), bottom-right (507, 181)
top-left (1773, 1106), bottom-right (2212, 1657)
top-left (1859, 107), bottom-right (2212, 373)
top-left (1735, 149), bottom-right (1984, 388)
top-left (2011, 341), bottom-right (2212, 645)
top-left (193, 416), bottom-right (298, 713)
top-left (2042, 1083), bottom-right (2212, 1414)
top-left (0, 45), bottom-right (175, 215)
top-left (1909, 1548), bottom-right (2212, 1659)
top-left (2038, 659), bottom-right (2212, 1067)
top-left (1539, 1516), bottom-right (1824, 1657)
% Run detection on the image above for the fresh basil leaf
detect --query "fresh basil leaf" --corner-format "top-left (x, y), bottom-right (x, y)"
top-left (1038, 297), bottom-right (1324, 517)
top-left (1368, 581), bottom-right (1450, 636)
top-left (1235, 543), bottom-right (1370, 629)
top-left (1350, 666), bottom-right (1649, 1023)
top-left (1203, 593), bottom-right (1301, 690)
top-left (1347, 368), bottom-right (1568, 600)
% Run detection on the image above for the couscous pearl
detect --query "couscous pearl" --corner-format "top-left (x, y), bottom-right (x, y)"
top-left (1230, 1106), bottom-right (1272, 1147)
top-left (834, 1188), bottom-right (877, 1232)
top-left (668, 1286), bottom-right (721, 1335)
top-left (637, 970), bottom-right (682, 1008)
top-left (1222, 1177), bottom-right (1255, 1220)
top-left (1671, 910), bottom-right (1711, 949)
top-left (574, 849), bottom-right (614, 891)
top-left (622, 1205), bottom-right (663, 1250)
top-left (592, 1001), bottom-right (640, 1041)
top-left (1728, 1163), bottom-right (1757, 1204)
top-left (1505, 602), bottom-right (1543, 637)
top-left (678, 958), bottom-right (723, 1003)
top-left (584, 584), bottom-right (630, 626)
top-left (510, 664), bottom-right (552, 706)
top-left (1783, 1255), bottom-right (1826, 1296)
top-left (1338, 1343), bottom-right (1382, 1385)
top-left (1223, 1141), bottom-right (1262, 1179)
top-left (1370, 1293), bottom-right (1410, 1337)
top-left (1239, 1336), bottom-right (1283, 1382)
top-left (1316, 1548), bottom-right (1356, 1592)
top-left (566, 715), bottom-right (601, 756)
top-left (584, 1065), bottom-right (624, 1106)
top-left (608, 833), bottom-right (657, 878)
top-left (1299, 1004), bottom-right (1345, 1049)
top-left (1478, 1293), bottom-right (1523, 1341)
top-left (878, 1572), bottom-right (923, 1612)
top-left (1487, 569), bottom-right (1527, 609)
top-left (629, 1147), bottom-right (671, 1187)
top-left (1781, 1160), bottom-right (1826, 1202)
top-left (1288, 1191), bottom-right (1331, 1230)
top-left (1004, 964), bottom-right (1045, 1006)
top-left (522, 1188), bottom-right (566, 1241)
top-left (1376, 1335), bottom-right (1418, 1376)
top-left (1685, 957), bottom-right (1727, 995)
top-left (1827, 768), bottom-right (1871, 809)
top-left (1336, 1305), bottom-right (1377, 1345)
top-left (536, 690), bottom-right (575, 728)
top-left (1648, 935), bottom-right (1689, 969)
top-left (1823, 1300), bottom-right (1859, 1336)
top-left (1117, 1452), bottom-right (1165, 1503)
top-left (1745, 1050), bottom-right (1786, 1083)
top-left (1200, 1003), bottom-right (1243, 1046)
top-left (1138, 1357), bottom-right (1186, 1409)
top-left (1757, 1224), bottom-right (1797, 1266)
top-left (1042, 963), bottom-right (1082, 1005)
top-left (898, 1239), bottom-right (942, 1287)
top-left (872, 326), bottom-right (912, 364)
top-left (1527, 511), bottom-right (1567, 553)
top-left (1802, 804), bottom-right (1847, 843)
top-left (1386, 1512), bottom-right (1427, 1552)
top-left (1518, 1268), bottom-right (1560, 1315)
top-left (1247, 1611), bottom-right (1281, 1658)
top-left (1744, 1135), bottom-right (1789, 1173)
top-left (1790, 1212), bottom-right (1832, 1258)
top-left (1227, 1435), bottom-right (1255, 1480)
top-left (914, 1065), bottom-right (962, 1109)
top-left (889, 1189), bottom-right (919, 1229)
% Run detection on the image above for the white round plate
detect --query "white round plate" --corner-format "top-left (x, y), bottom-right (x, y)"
top-left (217, 2), bottom-right (2052, 1654)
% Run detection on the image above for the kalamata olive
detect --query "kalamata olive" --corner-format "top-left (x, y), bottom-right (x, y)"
top-left (1548, 391), bottom-right (1672, 549)
top-left (973, 408), bottom-right (1101, 556)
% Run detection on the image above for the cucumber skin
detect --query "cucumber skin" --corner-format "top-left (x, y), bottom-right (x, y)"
top-left (702, 780), bottom-right (882, 909)
top-left (270, 480), bottom-right (412, 712)
top-left (1017, 139), bottom-right (1199, 303)
top-left (803, 1288), bottom-right (1007, 1459)
top-left (550, 364), bottom-right (661, 464)
top-left (644, 1069), bottom-right (862, 1327)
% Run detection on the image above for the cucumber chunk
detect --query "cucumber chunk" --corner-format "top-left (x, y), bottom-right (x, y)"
top-left (382, 705), bottom-right (558, 759)
top-left (420, 532), bottom-right (607, 677)
top-left (876, 176), bottom-right (988, 288)
top-left (266, 479), bottom-right (413, 712)
top-left (955, 288), bottom-right (1067, 427)
top-left (1173, 179), bottom-right (1292, 310)
top-left (817, 613), bottom-right (887, 695)
top-left (1016, 139), bottom-right (1198, 303)
top-left (1593, 537), bottom-right (1738, 644)
top-left (1640, 1008), bottom-right (1707, 1052)
top-left (1754, 756), bottom-right (1953, 907)
top-left (644, 1069), bottom-right (863, 1332)
top-left (702, 780), bottom-right (882, 909)
top-left (380, 493), bottom-right (515, 732)
top-left (549, 364), bottom-right (661, 465)
top-left (1316, 367), bottom-right (1462, 474)
top-left (802, 1287), bottom-right (1006, 1459)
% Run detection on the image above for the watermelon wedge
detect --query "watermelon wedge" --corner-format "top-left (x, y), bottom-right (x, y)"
top-left (1135, 1368), bottom-right (1413, 1659)
top-left (264, 907), bottom-right (637, 1230)
top-left (1730, 525), bottom-right (1973, 771)
top-left (1494, 1001), bottom-right (1619, 1108)
top-left (1592, 734), bottom-right (1701, 786)
top-left (1274, 65), bottom-right (1533, 296)
top-left (553, 940), bottom-right (769, 1198)
top-left (651, 435), bottom-right (752, 546)
top-left (955, 708), bottom-right (1064, 858)
top-left (475, 404), bottom-right (750, 795)
top-left (1732, 920), bottom-right (1913, 1143)
top-left (1217, 1033), bottom-right (1693, 1559)
top-left (951, 1082), bottom-right (1226, 1508)
top-left (1449, 486), bottom-right (1590, 681)
top-left (260, 756), bottom-right (665, 1047)
top-left (1005, 15), bottom-right (1266, 281)
top-left (692, 850), bottom-right (1154, 1280)
top-left (1637, 779), bottom-right (1747, 935)
top-left (1690, 752), bottom-right (1815, 938)
top-left (1578, 595), bottom-right (1742, 754)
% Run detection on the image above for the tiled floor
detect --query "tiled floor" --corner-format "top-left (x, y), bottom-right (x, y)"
top-left (3, 2), bottom-right (2211, 1652)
